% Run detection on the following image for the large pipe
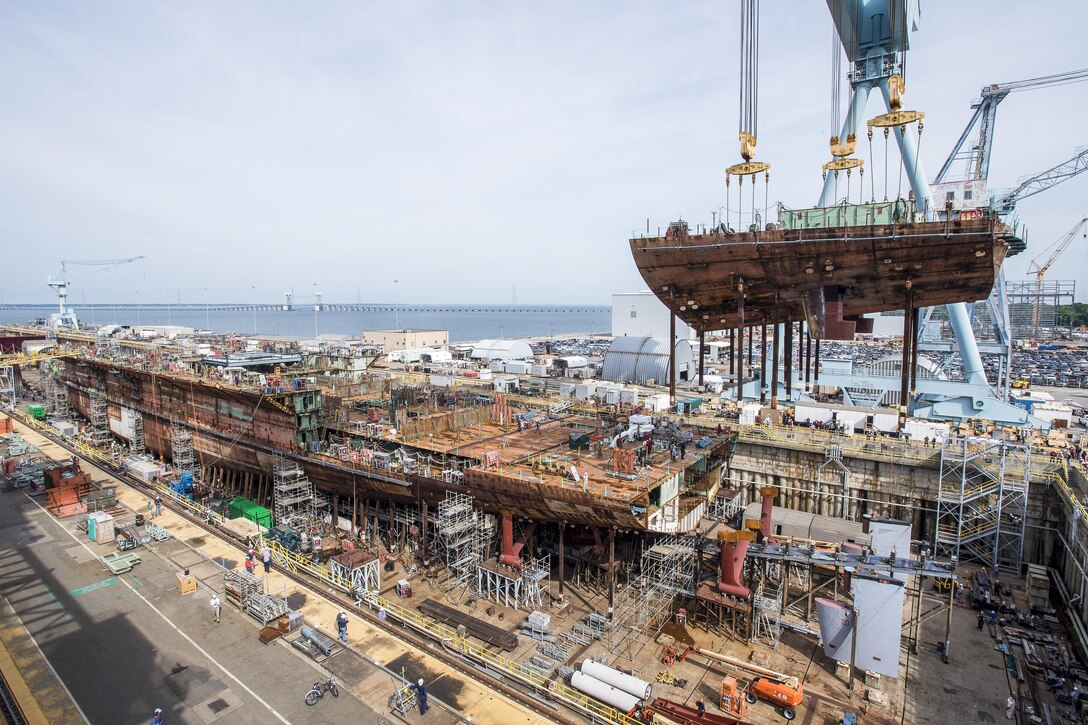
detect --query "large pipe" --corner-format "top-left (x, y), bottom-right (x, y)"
top-left (581, 659), bottom-right (652, 700)
top-left (571, 671), bottom-right (641, 712)
top-left (718, 529), bottom-right (755, 599)
top-left (300, 626), bottom-right (335, 656)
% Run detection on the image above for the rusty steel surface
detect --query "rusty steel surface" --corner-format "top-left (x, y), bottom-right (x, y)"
top-left (630, 216), bottom-right (1013, 331)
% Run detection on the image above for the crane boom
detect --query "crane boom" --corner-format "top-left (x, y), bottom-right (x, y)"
top-left (47, 254), bottom-right (147, 330)
top-left (935, 68), bottom-right (1088, 185)
top-left (1028, 217), bottom-right (1088, 279)
top-left (1027, 217), bottom-right (1087, 334)
top-left (992, 149), bottom-right (1088, 214)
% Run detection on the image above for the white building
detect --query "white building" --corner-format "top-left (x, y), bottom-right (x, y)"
top-left (612, 291), bottom-right (695, 340)
top-left (601, 336), bottom-right (695, 385)
top-left (470, 339), bottom-right (534, 361)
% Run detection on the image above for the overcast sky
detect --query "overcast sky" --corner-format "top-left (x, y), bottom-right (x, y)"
top-left (2, 1), bottom-right (1086, 305)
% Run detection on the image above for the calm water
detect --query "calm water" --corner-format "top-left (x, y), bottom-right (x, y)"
top-left (0, 305), bottom-right (611, 342)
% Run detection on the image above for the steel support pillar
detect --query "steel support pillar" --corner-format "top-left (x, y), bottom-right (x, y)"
top-left (814, 339), bottom-right (821, 390)
top-left (760, 323), bottom-right (767, 404)
top-left (729, 328), bottom-right (735, 376)
top-left (736, 280), bottom-right (745, 402)
top-left (668, 294), bottom-right (677, 405)
top-left (901, 284), bottom-right (914, 416)
top-left (558, 522), bottom-right (565, 598)
top-left (608, 527), bottom-right (617, 614)
top-left (910, 307), bottom-right (921, 395)
top-left (698, 329), bottom-right (705, 389)
top-left (805, 329), bottom-right (812, 392)
top-left (771, 302), bottom-right (780, 408)
top-left (784, 319), bottom-right (793, 399)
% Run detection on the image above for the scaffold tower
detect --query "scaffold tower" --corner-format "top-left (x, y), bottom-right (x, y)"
top-left (88, 389), bottom-right (112, 448)
top-left (435, 491), bottom-right (492, 594)
top-left (43, 369), bottom-right (68, 419)
top-left (170, 422), bottom-right (197, 479)
top-left (608, 535), bottom-right (696, 663)
top-left (520, 554), bottom-right (551, 611)
top-left (272, 454), bottom-right (318, 530)
top-left (0, 367), bottom-right (14, 408)
top-left (936, 436), bottom-right (1029, 572)
top-left (130, 410), bottom-right (145, 454)
top-left (751, 582), bottom-right (783, 650)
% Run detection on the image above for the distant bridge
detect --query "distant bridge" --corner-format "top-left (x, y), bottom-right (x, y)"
top-left (0, 304), bottom-right (608, 314)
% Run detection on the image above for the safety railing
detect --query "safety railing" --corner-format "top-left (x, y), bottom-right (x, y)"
top-left (355, 589), bottom-right (640, 725)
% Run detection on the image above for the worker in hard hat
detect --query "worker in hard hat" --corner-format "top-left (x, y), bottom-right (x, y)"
top-left (416, 678), bottom-right (429, 714)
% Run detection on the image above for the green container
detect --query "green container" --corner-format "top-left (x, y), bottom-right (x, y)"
top-left (26, 404), bottom-right (45, 420)
top-left (227, 497), bottom-right (273, 530)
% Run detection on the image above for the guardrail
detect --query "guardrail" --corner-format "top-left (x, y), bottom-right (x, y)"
top-left (3, 405), bottom-right (635, 724)
top-left (256, 536), bottom-right (637, 723)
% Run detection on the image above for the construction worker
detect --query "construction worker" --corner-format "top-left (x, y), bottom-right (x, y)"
top-left (337, 610), bottom-right (349, 642)
top-left (154, 494), bottom-right (162, 518)
top-left (262, 548), bottom-right (271, 573)
top-left (151, 707), bottom-right (164, 725)
top-left (210, 593), bottom-right (221, 623)
top-left (416, 678), bottom-right (429, 714)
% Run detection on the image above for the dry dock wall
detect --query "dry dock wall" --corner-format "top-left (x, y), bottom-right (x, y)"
top-left (724, 433), bottom-right (1056, 571)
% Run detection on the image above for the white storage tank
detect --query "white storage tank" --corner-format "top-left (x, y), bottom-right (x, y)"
top-left (570, 671), bottom-right (640, 712)
top-left (580, 659), bottom-right (652, 699)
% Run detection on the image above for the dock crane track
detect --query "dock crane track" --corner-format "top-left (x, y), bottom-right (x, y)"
top-left (16, 416), bottom-right (582, 725)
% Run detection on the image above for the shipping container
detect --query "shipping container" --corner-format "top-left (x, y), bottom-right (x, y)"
top-left (227, 497), bottom-right (273, 530)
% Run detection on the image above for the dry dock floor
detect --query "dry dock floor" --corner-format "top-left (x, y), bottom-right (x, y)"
top-left (3, 417), bottom-right (1031, 724)
top-left (3, 420), bottom-right (546, 725)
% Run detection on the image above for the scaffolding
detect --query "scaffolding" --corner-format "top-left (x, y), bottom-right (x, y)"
top-left (0, 366), bottom-right (14, 408)
top-left (751, 582), bottom-right (783, 650)
top-left (272, 453), bottom-right (319, 530)
top-left (434, 491), bottom-right (491, 594)
top-left (43, 369), bottom-right (68, 419)
top-left (171, 422), bottom-right (197, 479)
top-left (520, 555), bottom-right (551, 611)
top-left (607, 535), bottom-right (696, 664)
top-left (88, 389), bottom-right (112, 448)
top-left (935, 436), bottom-right (1029, 572)
top-left (1007, 279), bottom-right (1076, 341)
top-left (130, 410), bottom-right (145, 454)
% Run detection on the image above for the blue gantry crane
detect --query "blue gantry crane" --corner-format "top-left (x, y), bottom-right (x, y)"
top-left (817, 0), bottom-right (1087, 426)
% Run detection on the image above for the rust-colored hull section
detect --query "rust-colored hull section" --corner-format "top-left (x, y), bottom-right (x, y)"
top-left (61, 359), bottom-right (644, 530)
top-left (630, 216), bottom-right (1012, 332)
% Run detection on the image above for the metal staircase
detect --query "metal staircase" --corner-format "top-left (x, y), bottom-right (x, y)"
top-left (936, 436), bottom-right (1028, 572)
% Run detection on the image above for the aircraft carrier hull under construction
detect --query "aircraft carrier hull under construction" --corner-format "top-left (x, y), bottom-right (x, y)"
top-left (59, 357), bottom-right (733, 532)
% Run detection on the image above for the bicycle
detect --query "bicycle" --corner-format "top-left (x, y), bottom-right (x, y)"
top-left (304, 676), bottom-right (340, 706)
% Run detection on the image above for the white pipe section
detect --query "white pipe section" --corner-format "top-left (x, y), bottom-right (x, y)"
top-left (570, 671), bottom-right (641, 712)
top-left (580, 659), bottom-right (652, 700)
